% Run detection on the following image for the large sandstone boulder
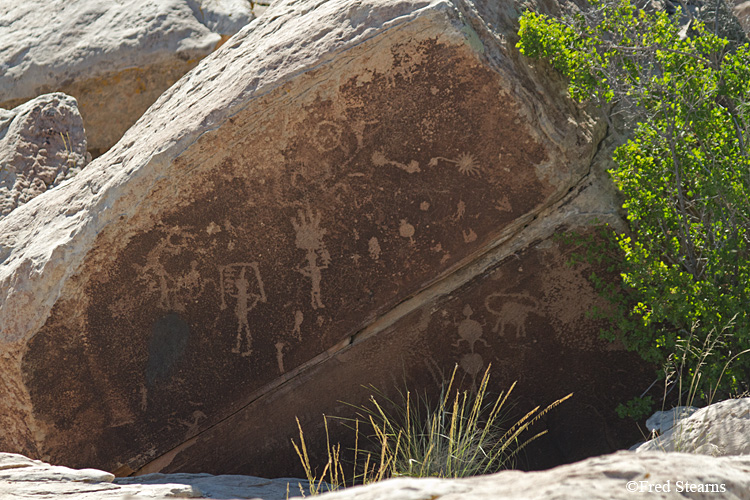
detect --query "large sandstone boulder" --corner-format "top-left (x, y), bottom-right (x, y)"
top-left (3, 451), bottom-right (750, 499)
top-left (635, 398), bottom-right (750, 456)
top-left (0, 0), bottom-right (653, 476)
top-left (0, 93), bottom-right (88, 218)
top-left (0, 0), bottom-right (255, 157)
top-left (0, 452), bottom-right (306, 499)
top-left (315, 452), bottom-right (750, 500)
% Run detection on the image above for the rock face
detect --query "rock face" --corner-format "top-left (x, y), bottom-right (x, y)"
top-left (0, 0), bottom-right (254, 156)
top-left (315, 452), bottom-right (750, 500)
top-left (736, 1), bottom-right (750, 35)
top-left (0, 93), bottom-right (88, 218)
top-left (0, 0), bottom-right (653, 476)
top-left (0, 452), bottom-right (306, 499)
top-left (635, 398), bottom-right (750, 456)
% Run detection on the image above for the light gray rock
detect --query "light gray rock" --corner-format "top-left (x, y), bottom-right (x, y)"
top-left (0, 93), bottom-right (88, 218)
top-left (635, 398), bottom-right (750, 456)
top-left (645, 406), bottom-right (699, 434)
top-left (316, 452), bottom-right (750, 500)
top-left (0, 0), bottom-right (254, 156)
top-left (736, 1), bottom-right (750, 34)
top-left (0, 452), bottom-right (309, 499)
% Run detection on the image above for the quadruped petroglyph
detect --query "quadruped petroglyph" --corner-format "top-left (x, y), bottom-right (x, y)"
top-left (292, 207), bottom-right (331, 309)
top-left (484, 293), bottom-right (540, 338)
top-left (219, 262), bottom-right (267, 356)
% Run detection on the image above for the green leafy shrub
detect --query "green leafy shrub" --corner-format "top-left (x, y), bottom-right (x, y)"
top-left (517, 0), bottom-right (750, 401)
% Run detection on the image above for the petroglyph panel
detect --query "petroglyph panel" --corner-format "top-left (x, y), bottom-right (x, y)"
top-left (16, 18), bottom-right (593, 474)
top-left (149, 231), bottom-right (654, 478)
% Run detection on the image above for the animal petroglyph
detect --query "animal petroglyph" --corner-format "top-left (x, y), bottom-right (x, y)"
top-left (292, 207), bottom-right (331, 309)
top-left (495, 196), bottom-right (512, 212)
top-left (484, 293), bottom-right (541, 338)
top-left (428, 152), bottom-right (481, 176)
top-left (371, 150), bottom-right (420, 173)
top-left (219, 262), bottom-right (267, 356)
top-left (134, 227), bottom-right (204, 312)
top-left (368, 236), bottom-right (381, 260)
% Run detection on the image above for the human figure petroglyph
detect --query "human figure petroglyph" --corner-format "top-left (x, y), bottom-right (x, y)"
top-left (219, 262), bottom-right (267, 356)
top-left (452, 200), bottom-right (466, 221)
top-left (399, 219), bottom-right (415, 244)
top-left (135, 227), bottom-right (203, 311)
top-left (484, 293), bottom-right (541, 338)
top-left (368, 236), bottom-right (381, 260)
top-left (292, 310), bottom-right (304, 340)
top-left (428, 152), bottom-right (481, 176)
top-left (292, 207), bottom-right (331, 309)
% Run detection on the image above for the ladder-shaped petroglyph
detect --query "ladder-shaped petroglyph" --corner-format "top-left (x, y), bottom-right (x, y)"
top-left (371, 150), bottom-right (421, 173)
top-left (484, 293), bottom-right (541, 338)
top-left (428, 152), bottom-right (481, 176)
top-left (454, 304), bottom-right (489, 391)
top-left (219, 262), bottom-right (267, 356)
top-left (134, 227), bottom-right (204, 312)
top-left (292, 207), bottom-right (331, 309)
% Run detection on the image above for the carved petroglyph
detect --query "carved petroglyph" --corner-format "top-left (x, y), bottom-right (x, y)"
top-left (219, 263), bottom-right (267, 356)
top-left (134, 227), bottom-right (204, 312)
top-left (495, 196), bottom-right (512, 212)
top-left (484, 293), bottom-right (541, 338)
top-left (177, 410), bottom-right (207, 440)
top-left (313, 121), bottom-right (344, 152)
top-left (454, 305), bottom-right (488, 391)
top-left (452, 200), bottom-right (466, 221)
top-left (275, 342), bottom-right (287, 374)
top-left (420, 201), bottom-right (430, 211)
top-left (368, 236), bottom-right (381, 260)
top-left (292, 207), bottom-right (331, 309)
top-left (428, 152), bottom-right (480, 176)
top-left (292, 310), bottom-right (304, 340)
top-left (372, 150), bottom-right (420, 173)
top-left (462, 228), bottom-right (477, 243)
top-left (399, 219), bottom-right (415, 244)
top-left (454, 305), bottom-right (488, 351)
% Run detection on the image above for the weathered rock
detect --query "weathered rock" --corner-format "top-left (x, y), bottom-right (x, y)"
top-left (0, 0), bottom-right (254, 156)
top-left (0, 93), bottom-right (88, 218)
top-left (315, 451), bottom-right (750, 500)
top-left (635, 398), bottom-right (750, 456)
top-left (0, 452), bottom-right (307, 499)
top-left (0, 0), bottom-right (652, 476)
top-left (645, 406), bottom-right (699, 434)
top-left (736, 1), bottom-right (750, 35)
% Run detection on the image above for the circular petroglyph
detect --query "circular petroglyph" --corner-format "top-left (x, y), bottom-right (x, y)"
top-left (313, 121), bottom-right (343, 152)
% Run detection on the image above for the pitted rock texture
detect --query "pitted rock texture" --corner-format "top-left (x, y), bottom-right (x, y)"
top-left (635, 398), bottom-right (750, 456)
top-left (0, 452), bottom-right (307, 499)
top-left (0, 0), bottom-right (651, 476)
top-left (0, 93), bottom-right (88, 218)
top-left (0, 0), bottom-right (254, 156)
top-left (315, 452), bottom-right (750, 500)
